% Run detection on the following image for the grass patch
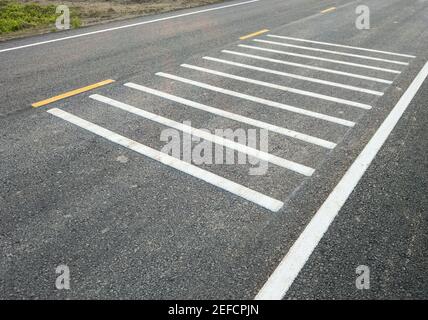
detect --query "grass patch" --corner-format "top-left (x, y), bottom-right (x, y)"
top-left (0, 1), bottom-right (81, 34)
top-left (0, 0), bottom-right (226, 39)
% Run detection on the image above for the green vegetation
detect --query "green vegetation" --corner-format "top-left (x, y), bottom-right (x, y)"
top-left (0, 1), bottom-right (81, 34)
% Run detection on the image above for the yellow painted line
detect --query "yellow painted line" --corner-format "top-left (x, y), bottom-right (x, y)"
top-left (321, 6), bottom-right (336, 13)
top-left (240, 29), bottom-right (270, 40)
top-left (31, 79), bottom-right (115, 108)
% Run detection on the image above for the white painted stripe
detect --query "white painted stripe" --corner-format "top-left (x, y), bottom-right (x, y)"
top-left (181, 63), bottom-right (373, 109)
top-left (242, 44), bottom-right (402, 74)
top-left (47, 107), bottom-right (283, 212)
top-left (156, 72), bottom-right (356, 127)
top-left (90, 94), bottom-right (314, 176)
top-left (0, 0), bottom-right (259, 54)
top-left (257, 39), bottom-right (409, 65)
top-left (125, 83), bottom-right (337, 149)
top-left (267, 35), bottom-right (417, 59)
top-left (255, 61), bottom-right (428, 299)
top-left (223, 50), bottom-right (393, 84)
top-left (203, 56), bottom-right (384, 96)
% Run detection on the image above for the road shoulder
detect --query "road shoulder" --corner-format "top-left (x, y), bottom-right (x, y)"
top-left (286, 78), bottom-right (428, 299)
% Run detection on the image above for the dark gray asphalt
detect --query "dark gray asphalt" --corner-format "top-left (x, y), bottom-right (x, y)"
top-left (287, 78), bottom-right (428, 300)
top-left (0, 0), bottom-right (427, 299)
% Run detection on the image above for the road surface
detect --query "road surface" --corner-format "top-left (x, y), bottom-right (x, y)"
top-left (0, 0), bottom-right (427, 299)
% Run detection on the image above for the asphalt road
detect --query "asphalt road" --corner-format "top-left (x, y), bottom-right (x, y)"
top-left (0, 0), bottom-right (427, 299)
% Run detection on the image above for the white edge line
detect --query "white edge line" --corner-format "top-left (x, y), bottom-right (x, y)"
top-left (124, 82), bottom-right (337, 149)
top-left (255, 61), bottom-right (428, 299)
top-left (47, 107), bottom-right (284, 212)
top-left (90, 93), bottom-right (315, 176)
top-left (266, 35), bottom-right (417, 59)
top-left (0, 0), bottom-right (259, 54)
